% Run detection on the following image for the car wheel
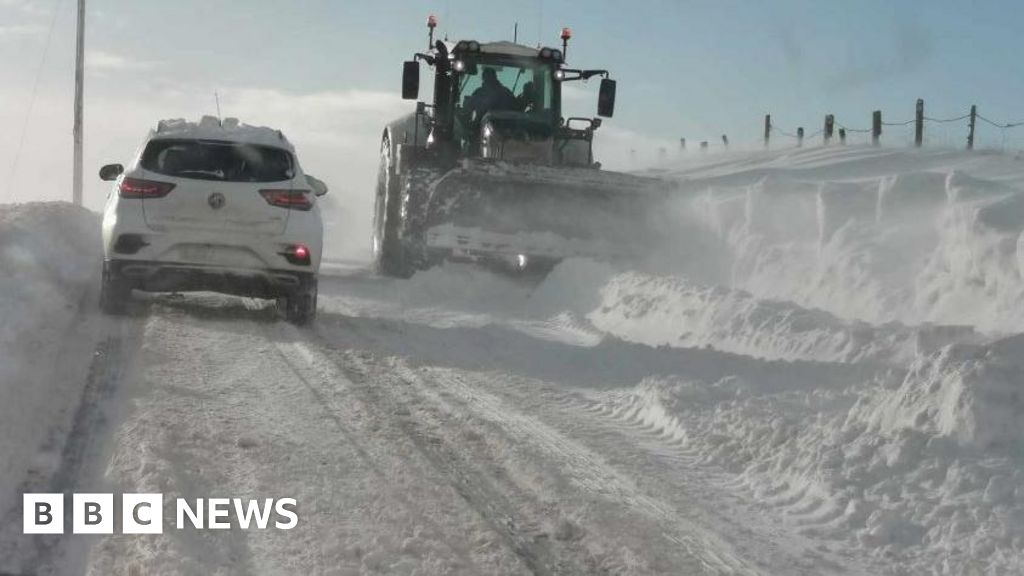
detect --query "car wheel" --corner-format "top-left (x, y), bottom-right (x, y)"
top-left (284, 278), bottom-right (318, 325)
top-left (99, 265), bottom-right (131, 315)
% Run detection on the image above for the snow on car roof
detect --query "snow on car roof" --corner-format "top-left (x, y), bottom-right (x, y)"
top-left (148, 116), bottom-right (295, 151)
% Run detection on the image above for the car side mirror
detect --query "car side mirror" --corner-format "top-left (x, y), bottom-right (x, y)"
top-left (402, 61), bottom-right (420, 100)
top-left (597, 78), bottom-right (616, 118)
top-left (306, 174), bottom-right (328, 197)
top-left (99, 163), bottom-right (124, 181)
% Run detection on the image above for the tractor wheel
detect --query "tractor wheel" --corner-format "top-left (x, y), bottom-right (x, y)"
top-left (373, 136), bottom-right (413, 278)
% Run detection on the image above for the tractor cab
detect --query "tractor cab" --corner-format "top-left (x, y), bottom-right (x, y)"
top-left (401, 19), bottom-right (616, 168)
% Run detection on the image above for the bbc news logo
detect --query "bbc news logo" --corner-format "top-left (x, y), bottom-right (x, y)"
top-left (24, 494), bottom-right (298, 534)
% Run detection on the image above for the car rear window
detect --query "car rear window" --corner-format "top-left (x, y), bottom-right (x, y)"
top-left (140, 139), bottom-right (295, 182)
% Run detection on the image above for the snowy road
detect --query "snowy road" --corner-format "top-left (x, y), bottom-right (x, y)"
top-left (13, 269), bottom-right (867, 575)
top-left (0, 259), bottom-right (878, 575)
top-left (6, 147), bottom-right (1024, 575)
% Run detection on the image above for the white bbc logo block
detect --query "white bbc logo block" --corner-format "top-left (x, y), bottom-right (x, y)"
top-left (73, 493), bottom-right (114, 534)
top-left (122, 493), bottom-right (163, 534)
top-left (24, 493), bottom-right (63, 534)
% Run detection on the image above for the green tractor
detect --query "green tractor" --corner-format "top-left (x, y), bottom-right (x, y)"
top-left (374, 18), bottom-right (671, 277)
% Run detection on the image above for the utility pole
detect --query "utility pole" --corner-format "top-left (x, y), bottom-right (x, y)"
top-left (914, 99), bottom-right (924, 148)
top-left (72, 0), bottom-right (85, 206)
top-left (967, 105), bottom-right (977, 150)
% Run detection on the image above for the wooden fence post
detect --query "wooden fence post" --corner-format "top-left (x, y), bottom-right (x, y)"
top-left (967, 105), bottom-right (977, 150)
top-left (764, 115), bottom-right (771, 148)
top-left (839, 128), bottom-right (846, 145)
top-left (722, 134), bottom-right (729, 148)
top-left (796, 127), bottom-right (804, 148)
top-left (680, 137), bottom-right (686, 150)
top-left (700, 141), bottom-right (708, 151)
top-left (915, 99), bottom-right (924, 147)
top-left (824, 114), bottom-right (834, 145)
top-left (872, 111), bottom-right (882, 146)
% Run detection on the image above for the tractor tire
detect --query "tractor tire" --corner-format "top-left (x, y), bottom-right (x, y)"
top-left (99, 264), bottom-right (131, 315)
top-left (373, 136), bottom-right (414, 278)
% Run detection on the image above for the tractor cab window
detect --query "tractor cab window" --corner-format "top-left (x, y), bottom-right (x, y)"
top-left (455, 61), bottom-right (554, 136)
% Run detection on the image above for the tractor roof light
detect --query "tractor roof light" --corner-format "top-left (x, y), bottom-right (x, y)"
top-left (553, 69), bottom-right (565, 81)
top-left (552, 49), bottom-right (563, 62)
top-left (453, 59), bottom-right (466, 72)
top-left (560, 27), bottom-right (572, 41)
top-left (560, 26), bottom-right (571, 61)
top-left (540, 47), bottom-right (553, 59)
top-left (426, 14), bottom-right (437, 49)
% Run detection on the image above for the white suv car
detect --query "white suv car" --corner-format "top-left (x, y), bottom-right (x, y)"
top-left (99, 117), bottom-right (326, 324)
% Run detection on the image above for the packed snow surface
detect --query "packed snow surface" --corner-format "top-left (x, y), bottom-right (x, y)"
top-left (5, 145), bottom-right (1024, 575)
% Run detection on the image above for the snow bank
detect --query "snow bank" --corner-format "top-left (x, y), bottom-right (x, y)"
top-left (590, 269), bottom-right (934, 365)
top-left (673, 155), bottom-right (1024, 334)
top-left (516, 147), bottom-right (1024, 574)
top-left (0, 202), bottom-right (100, 520)
top-left (582, 329), bottom-right (1024, 575)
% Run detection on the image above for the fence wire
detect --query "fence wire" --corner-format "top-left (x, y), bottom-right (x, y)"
top-left (764, 107), bottom-right (1024, 151)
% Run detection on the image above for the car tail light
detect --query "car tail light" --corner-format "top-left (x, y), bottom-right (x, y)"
top-left (260, 189), bottom-right (312, 211)
top-left (281, 243), bottom-right (312, 265)
top-left (119, 177), bottom-right (175, 198)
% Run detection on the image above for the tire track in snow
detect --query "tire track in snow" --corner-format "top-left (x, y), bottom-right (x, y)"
top-left (451, 375), bottom-right (877, 576)
top-left (389, 363), bottom-right (761, 576)
top-left (301, 310), bottom-right (768, 574)
top-left (274, 334), bottom-right (566, 576)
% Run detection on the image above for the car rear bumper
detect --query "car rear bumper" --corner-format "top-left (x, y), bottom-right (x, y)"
top-left (106, 259), bottom-right (315, 299)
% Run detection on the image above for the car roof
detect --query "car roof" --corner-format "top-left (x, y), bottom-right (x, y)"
top-left (147, 116), bottom-right (295, 151)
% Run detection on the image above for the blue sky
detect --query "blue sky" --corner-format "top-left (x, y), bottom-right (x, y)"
top-left (2, 0), bottom-right (1024, 211)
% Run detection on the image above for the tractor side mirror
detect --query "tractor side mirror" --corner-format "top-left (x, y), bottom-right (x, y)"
top-left (597, 78), bottom-right (616, 118)
top-left (402, 61), bottom-right (420, 100)
top-left (99, 163), bottom-right (124, 181)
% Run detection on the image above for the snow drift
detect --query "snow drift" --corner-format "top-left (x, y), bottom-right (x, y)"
top-left (0, 202), bottom-right (101, 523)
top-left (531, 147), bottom-right (1024, 575)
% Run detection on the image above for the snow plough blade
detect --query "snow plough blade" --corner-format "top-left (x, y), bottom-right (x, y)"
top-left (415, 160), bottom-right (676, 267)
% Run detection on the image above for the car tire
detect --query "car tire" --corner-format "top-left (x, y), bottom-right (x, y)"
top-left (99, 264), bottom-right (131, 315)
top-left (284, 278), bottom-right (318, 325)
